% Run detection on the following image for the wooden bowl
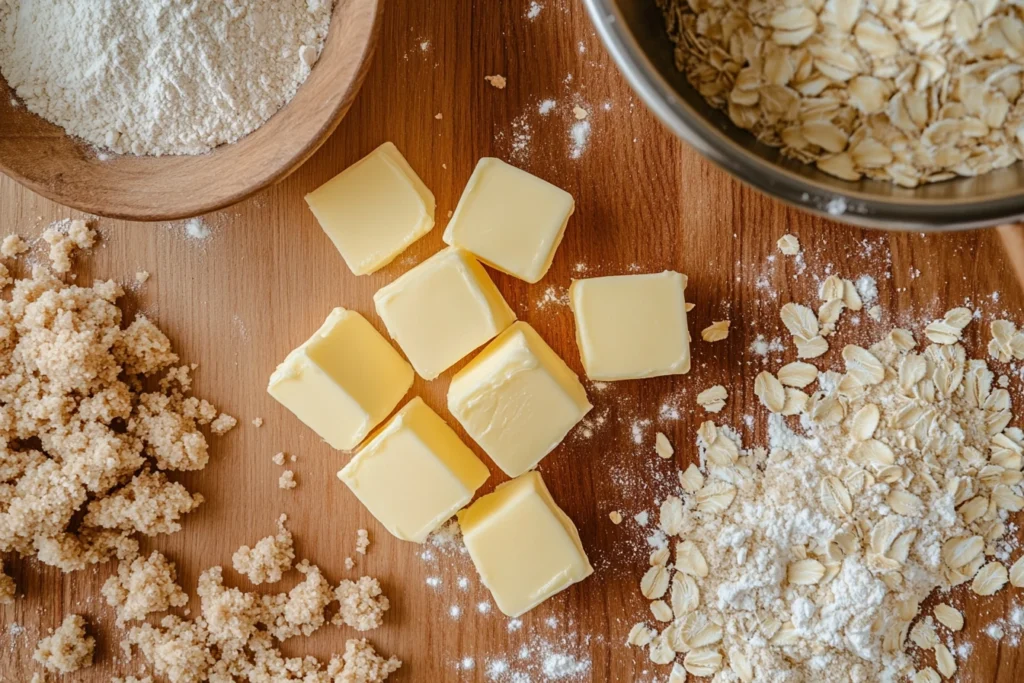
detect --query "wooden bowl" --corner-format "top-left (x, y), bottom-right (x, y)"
top-left (0, 0), bottom-right (383, 221)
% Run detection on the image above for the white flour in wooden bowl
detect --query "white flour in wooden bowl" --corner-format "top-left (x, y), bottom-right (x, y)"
top-left (0, 0), bottom-right (334, 156)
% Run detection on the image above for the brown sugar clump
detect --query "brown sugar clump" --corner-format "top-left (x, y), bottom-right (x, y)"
top-left (0, 235), bottom-right (229, 582)
top-left (1, 233), bottom-right (28, 257)
top-left (0, 559), bottom-right (15, 604)
top-left (332, 577), bottom-right (390, 632)
top-left (33, 614), bottom-right (95, 673)
top-left (83, 470), bottom-right (204, 536)
top-left (210, 412), bottom-right (238, 436)
top-left (329, 638), bottom-right (402, 682)
top-left (41, 219), bottom-right (96, 273)
top-left (126, 615), bottom-right (214, 683)
top-left (261, 561), bottom-right (334, 641)
top-left (278, 469), bottom-right (297, 489)
top-left (197, 566), bottom-right (264, 656)
top-left (232, 514), bottom-right (295, 585)
top-left (101, 550), bottom-right (188, 625)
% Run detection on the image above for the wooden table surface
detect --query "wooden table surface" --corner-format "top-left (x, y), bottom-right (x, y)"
top-left (3, 1), bottom-right (1024, 681)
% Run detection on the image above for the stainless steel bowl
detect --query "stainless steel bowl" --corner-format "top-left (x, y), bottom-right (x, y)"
top-left (584, 0), bottom-right (1024, 230)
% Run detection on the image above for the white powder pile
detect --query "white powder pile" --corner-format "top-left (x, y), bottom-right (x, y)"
top-left (0, 0), bottom-right (334, 156)
top-left (631, 299), bottom-right (1024, 680)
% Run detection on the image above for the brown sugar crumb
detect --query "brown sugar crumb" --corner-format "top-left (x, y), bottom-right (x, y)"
top-left (232, 514), bottom-right (295, 585)
top-left (262, 561), bottom-right (334, 641)
top-left (41, 219), bottom-right (96, 273)
top-left (332, 577), bottom-right (390, 631)
top-left (101, 550), bottom-right (188, 625)
top-left (345, 557), bottom-right (355, 570)
top-left (196, 566), bottom-right (263, 654)
top-left (0, 559), bottom-right (15, 604)
top-left (278, 470), bottom-right (297, 490)
top-left (135, 271), bottom-right (150, 285)
top-left (127, 615), bottom-right (214, 683)
top-left (1, 233), bottom-right (29, 257)
top-left (210, 412), bottom-right (238, 436)
top-left (272, 452), bottom-right (286, 466)
top-left (83, 471), bottom-right (204, 536)
top-left (485, 74), bottom-right (507, 89)
top-left (0, 231), bottom-right (228, 588)
top-left (0, 262), bottom-right (11, 289)
top-left (331, 638), bottom-right (402, 682)
top-left (251, 417), bottom-right (263, 427)
top-left (33, 614), bottom-right (95, 673)
top-left (355, 529), bottom-right (370, 555)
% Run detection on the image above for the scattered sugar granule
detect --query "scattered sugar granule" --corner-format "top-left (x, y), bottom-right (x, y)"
top-left (478, 601), bottom-right (491, 614)
top-left (538, 99), bottom-right (556, 115)
top-left (210, 412), bottom-right (238, 435)
top-left (1, 233), bottom-right (28, 257)
top-left (609, 511), bottom-right (623, 525)
top-left (777, 234), bottom-right (800, 255)
top-left (251, 417), bottom-right (263, 427)
top-left (0, 560), bottom-right (15, 604)
top-left (232, 514), bottom-right (294, 584)
top-left (449, 605), bottom-right (462, 620)
top-left (184, 217), bottom-right (212, 240)
top-left (569, 120), bottom-right (591, 159)
top-left (457, 576), bottom-right (470, 590)
top-left (631, 418), bottom-right (651, 444)
top-left (426, 576), bottom-right (442, 589)
top-left (572, 105), bottom-right (589, 120)
top-left (101, 551), bottom-right (188, 625)
top-left (542, 652), bottom-right (591, 678)
top-left (345, 557), bottom-right (355, 570)
top-left (278, 470), bottom-right (297, 490)
top-left (41, 219), bottom-right (96, 273)
top-left (356, 529), bottom-right (371, 555)
top-left (272, 452), bottom-right (286, 466)
top-left (507, 618), bottom-right (523, 632)
top-left (855, 274), bottom-right (879, 304)
top-left (33, 614), bottom-right (95, 673)
top-left (333, 576), bottom-right (390, 631)
top-left (135, 270), bottom-right (150, 284)
top-left (485, 75), bottom-right (507, 89)
top-left (526, 1), bottom-right (543, 19)
top-left (985, 623), bottom-right (1005, 640)
top-left (334, 638), bottom-right (402, 682)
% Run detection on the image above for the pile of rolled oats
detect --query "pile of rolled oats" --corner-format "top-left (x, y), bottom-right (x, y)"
top-left (658, 0), bottom-right (1024, 187)
top-left (629, 293), bottom-right (1024, 680)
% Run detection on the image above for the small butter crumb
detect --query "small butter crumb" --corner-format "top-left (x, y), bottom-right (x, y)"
top-left (485, 74), bottom-right (507, 89)
top-left (251, 417), bottom-right (263, 427)
top-left (609, 511), bottom-right (623, 525)
top-left (272, 452), bottom-right (286, 466)
top-left (572, 105), bottom-right (588, 120)
top-left (435, 112), bottom-right (443, 120)
top-left (135, 271), bottom-right (150, 284)
top-left (278, 470), bottom-right (297, 490)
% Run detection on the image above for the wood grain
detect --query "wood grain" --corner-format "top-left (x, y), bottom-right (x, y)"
top-left (0, 0), bottom-right (382, 221)
top-left (2, 0), bottom-right (1024, 681)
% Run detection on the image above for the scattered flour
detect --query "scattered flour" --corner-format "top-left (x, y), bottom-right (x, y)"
top-left (569, 121), bottom-right (591, 159)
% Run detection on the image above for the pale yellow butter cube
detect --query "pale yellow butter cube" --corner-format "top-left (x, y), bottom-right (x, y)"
top-left (338, 398), bottom-right (490, 543)
top-left (305, 142), bottom-right (435, 276)
top-left (458, 471), bottom-right (593, 617)
top-left (442, 158), bottom-right (574, 283)
top-left (268, 308), bottom-right (413, 450)
top-left (374, 247), bottom-right (516, 380)
top-left (448, 322), bottom-right (591, 477)
top-left (568, 271), bottom-right (690, 381)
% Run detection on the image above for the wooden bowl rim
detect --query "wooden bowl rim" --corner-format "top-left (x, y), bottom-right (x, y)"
top-left (0, 0), bottom-right (384, 222)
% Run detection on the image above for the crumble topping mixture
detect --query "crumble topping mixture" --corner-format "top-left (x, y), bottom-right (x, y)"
top-left (232, 513), bottom-right (295, 585)
top-left (32, 614), bottom-right (95, 674)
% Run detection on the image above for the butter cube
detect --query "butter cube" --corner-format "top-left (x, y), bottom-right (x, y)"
top-left (448, 322), bottom-right (591, 477)
top-left (569, 271), bottom-right (690, 381)
top-left (305, 142), bottom-right (435, 276)
top-left (442, 158), bottom-right (574, 283)
top-left (374, 247), bottom-right (516, 380)
top-left (338, 398), bottom-right (490, 543)
top-left (268, 308), bottom-right (413, 450)
top-left (458, 471), bottom-right (593, 617)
